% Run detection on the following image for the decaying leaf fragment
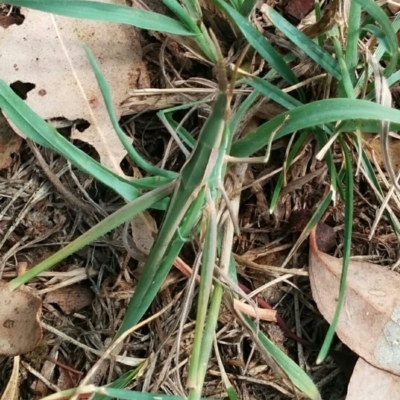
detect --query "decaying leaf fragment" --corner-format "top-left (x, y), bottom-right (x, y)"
top-left (0, 113), bottom-right (22, 170)
top-left (44, 283), bottom-right (94, 315)
top-left (0, 280), bottom-right (42, 356)
top-left (0, 0), bottom-right (150, 176)
top-left (346, 358), bottom-right (400, 400)
top-left (309, 228), bottom-right (400, 376)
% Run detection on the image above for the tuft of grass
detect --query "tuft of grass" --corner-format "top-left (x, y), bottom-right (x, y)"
top-left (1, 0), bottom-right (400, 399)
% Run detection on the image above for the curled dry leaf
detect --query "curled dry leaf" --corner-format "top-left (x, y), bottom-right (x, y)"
top-left (0, 0), bottom-right (150, 176)
top-left (0, 280), bottom-right (42, 356)
top-left (309, 228), bottom-right (400, 376)
top-left (346, 358), bottom-right (400, 400)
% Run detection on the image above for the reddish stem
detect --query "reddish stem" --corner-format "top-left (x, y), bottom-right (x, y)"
top-left (239, 283), bottom-right (310, 346)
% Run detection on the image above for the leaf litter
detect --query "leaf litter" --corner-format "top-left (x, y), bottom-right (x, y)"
top-left (1, 1), bottom-right (400, 399)
top-left (0, 0), bottom-right (150, 176)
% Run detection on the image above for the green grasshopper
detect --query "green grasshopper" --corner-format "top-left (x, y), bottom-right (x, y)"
top-left (117, 91), bottom-right (230, 335)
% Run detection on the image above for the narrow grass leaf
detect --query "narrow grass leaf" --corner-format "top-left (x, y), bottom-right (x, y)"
top-left (356, 12), bottom-right (400, 91)
top-left (188, 204), bottom-right (218, 386)
top-left (162, 0), bottom-right (200, 33)
top-left (2, 0), bottom-right (195, 36)
top-left (358, 146), bottom-right (400, 239)
top-left (345, 2), bottom-right (361, 83)
top-left (210, 0), bottom-right (298, 84)
top-left (84, 45), bottom-right (177, 179)
top-left (269, 131), bottom-right (309, 212)
top-left (91, 367), bottom-right (142, 400)
top-left (239, 0), bottom-right (257, 17)
top-left (283, 192), bottom-right (333, 268)
top-left (354, 0), bottom-right (398, 77)
top-left (101, 388), bottom-right (218, 400)
top-left (263, 5), bottom-right (341, 80)
top-left (244, 317), bottom-right (320, 400)
top-left (245, 76), bottom-right (302, 109)
top-left (231, 99), bottom-right (400, 157)
top-left (182, 0), bottom-right (202, 19)
top-left (9, 182), bottom-right (174, 290)
top-left (317, 139), bottom-right (353, 363)
top-left (331, 33), bottom-right (354, 98)
top-left (0, 81), bottom-right (148, 202)
top-left (229, 90), bottom-right (260, 135)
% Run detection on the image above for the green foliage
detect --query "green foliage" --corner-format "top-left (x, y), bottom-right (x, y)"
top-left (2, 0), bottom-right (399, 399)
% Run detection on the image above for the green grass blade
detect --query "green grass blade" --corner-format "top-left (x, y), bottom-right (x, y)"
top-left (161, 0), bottom-right (217, 61)
top-left (284, 192), bottom-right (333, 268)
top-left (357, 146), bottom-right (400, 238)
top-left (189, 282), bottom-right (224, 400)
top-left (3, 0), bottom-right (195, 36)
top-left (331, 33), bottom-right (354, 98)
top-left (210, 0), bottom-right (298, 85)
top-left (354, 0), bottom-right (398, 77)
top-left (99, 388), bottom-right (218, 400)
top-left (181, 0), bottom-right (202, 18)
top-left (245, 76), bottom-right (302, 109)
top-left (42, 387), bottom-right (216, 400)
top-left (187, 201), bottom-right (218, 387)
top-left (162, 0), bottom-right (200, 33)
top-left (356, 12), bottom-right (400, 91)
top-left (117, 189), bottom-right (205, 336)
top-left (0, 80), bottom-right (149, 202)
top-left (244, 317), bottom-right (320, 400)
top-left (84, 45), bottom-right (177, 179)
top-left (91, 366), bottom-right (143, 400)
top-left (239, 0), bottom-right (257, 17)
top-left (157, 98), bottom-right (211, 150)
top-left (269, 131), bottom-right (309, 212)
top-left (338, 120), bottom-right (400, 133)
top-left (9, 182), bottom-right (174, 290)
top-left (231, 99), bottom-right (400, 157)
top-left (317, 138), bottom-right (353, 363)
top-left (229, 90), bottom-right (260, 136)
top-left (263, 5), bottom-right (341, 80)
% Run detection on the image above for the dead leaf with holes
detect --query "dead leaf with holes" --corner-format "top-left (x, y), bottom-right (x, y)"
top-left (346, 358), bottom-right (400, 400)
top-left (0, 0), bottom-right (150, 176)
top-left (0, 280), bottom-right (42, 356)
top-left (309, 228), bottom-right (400, 376)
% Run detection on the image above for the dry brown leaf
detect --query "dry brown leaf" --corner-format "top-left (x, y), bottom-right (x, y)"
top-left (346, 358), bottom-right (400, 400)
top-left (363, 133), bottom-right (400, 171)
top-left (44, 283), bottom-right (94, 315)
top-left (0, 280), bottom-right (42, 356)
top-left (0, 113), bottom-right (22, 170)
top-left (30, 345), bottom-right (58, 397)
top-left (0, 0), bottom-right (150, 176)
top-left (131, 211), bottom-right (157, 256)
top-left (309, 228), bottom-right (400, 376)
top-left (284, 0), bottom-right (314, 20)
top-left (388, 0), bottom-right (400, 15)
